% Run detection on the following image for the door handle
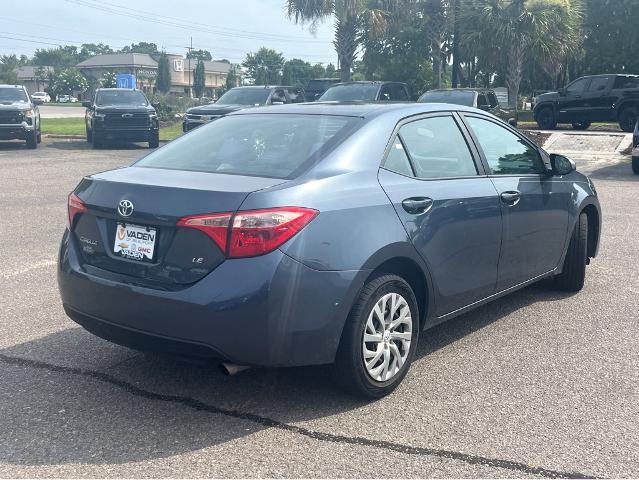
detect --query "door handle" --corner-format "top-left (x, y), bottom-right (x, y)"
top-left (500, 191), bottom-right (521, 206)
top-left (402, 197), bottom-right (433, 215)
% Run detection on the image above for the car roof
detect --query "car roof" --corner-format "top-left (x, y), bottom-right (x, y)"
top-left (229, 101), bottom-right (484, 120)
top-left (423, 88), bottom-right (487, 93)
top-left (331, 81), bottom-right (405, 86)
top-left (0, 84), bottom-right (25, 88)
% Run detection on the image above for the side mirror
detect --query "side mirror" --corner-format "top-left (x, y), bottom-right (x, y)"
top-left (550, 153), bottom-right (576, 175)
top-left (151, 102), bottom-right (160, 109)
top-left (558, 88), bottom-right (567, 96)
top-left (82, 100), bottom-right (92, 108)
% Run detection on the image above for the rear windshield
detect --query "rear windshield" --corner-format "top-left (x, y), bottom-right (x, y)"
top-left (418, 90), bottom-right (476, 106)
top-left (319, 84), bottom-right (379, 101)
top-left (96, 90), bottom-right (148, 106)
top-left (217, 88), bottom-right (270, 106)
top-left (0, 87), bottom-right (28, 103)
top-left (135, 114), bottom-right (359, 179)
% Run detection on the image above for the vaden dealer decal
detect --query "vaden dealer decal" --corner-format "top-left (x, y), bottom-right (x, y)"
top-left (113, 224), bottom-right (156, 261)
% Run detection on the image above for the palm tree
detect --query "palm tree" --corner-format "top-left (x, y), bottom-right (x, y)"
top-left (286, 0), bottom-right (401, 82)
top-left (469, 0), bottom-right (582, 108)
top-left (422, 0), bottom-right (449, 89)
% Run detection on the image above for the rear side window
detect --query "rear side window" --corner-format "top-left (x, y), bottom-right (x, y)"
top-left (466, 116), bottom-right (545, 175)
top-left (384, 138), bottom-right (414, 177)
top-left (613, 76), bottom-right (639, 89)
top-left (397, 116), bottom-right (478, 179)
top-left (135, 114), bottom-right (358, 179)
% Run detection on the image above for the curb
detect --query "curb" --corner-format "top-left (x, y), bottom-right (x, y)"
top-left (43, 134), bottom-right (86, 140)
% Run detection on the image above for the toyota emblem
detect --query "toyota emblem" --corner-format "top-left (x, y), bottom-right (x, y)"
top-left (121, 113), bottom-right (133, 118)
top-left (118, 199), bottom-right (134, 217)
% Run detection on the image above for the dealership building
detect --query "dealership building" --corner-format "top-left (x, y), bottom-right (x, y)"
top-left (76, 53), bottom-right (239, 96)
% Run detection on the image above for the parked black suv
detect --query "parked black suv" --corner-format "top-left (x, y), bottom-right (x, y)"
top-left (534, 74), bottom-right (639, 132)
top-left (632, 119), bottom-right (638, 174)
top-left (318, 81), bottom-right (411, 102)
top-left (305, 78), bottom-right (340, 100)
top-left (83, 88), bottom-right (159, 149)
top-left (183, 86), bottom-right (305, 132)
top-left (418, 88), bottom-right (518, 126)
top-left (0, 85), bottom-right (41, 149)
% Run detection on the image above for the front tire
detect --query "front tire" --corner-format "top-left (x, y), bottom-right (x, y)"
top-left (334, 274), bottom-right (419, 398)
top-left (632, 156), bottom-right (639, 175)
top-left (554, 212), bottom-right (588, 292)
top-left (148, 131), bottom-right (159, 149)
top-left (26, 130), bottom-right (37, 149)
top-left (536, 107), bottom-right (557, 130)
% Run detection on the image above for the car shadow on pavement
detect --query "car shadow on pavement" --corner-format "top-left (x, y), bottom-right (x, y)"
top-left (587, 160), bottom-right (639, 181)
top-left (0, 282), bottom-right (573, 467)
top-left (47, 140), bottom-right (151, 151)
top-left (0, 141), bottom-right (28, 151)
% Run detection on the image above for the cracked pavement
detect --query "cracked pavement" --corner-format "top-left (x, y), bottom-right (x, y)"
top-left (0, 138), bottom-right (637, 478)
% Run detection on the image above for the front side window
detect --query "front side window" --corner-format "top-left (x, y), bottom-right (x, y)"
top-left (398, 116), bottom-right (478, 179)
top-left (466, 116), bottom-right (545, 175)
top-left (136, 114), bottom-right (359, 179)
top-left (566, 78), bottom-right (589, 94)
top-left (588, 77), bottom-right (609, 92)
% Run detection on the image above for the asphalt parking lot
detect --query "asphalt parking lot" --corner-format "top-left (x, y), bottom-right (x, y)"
top-left (1, 138), bottom-right (638, 478)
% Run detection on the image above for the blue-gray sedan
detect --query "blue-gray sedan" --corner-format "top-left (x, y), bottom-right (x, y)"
top-left (58, 103), bottom-right (601, 398)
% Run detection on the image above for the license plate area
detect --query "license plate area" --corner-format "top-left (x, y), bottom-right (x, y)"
top-left (113, 223), bottom-right (157, 262)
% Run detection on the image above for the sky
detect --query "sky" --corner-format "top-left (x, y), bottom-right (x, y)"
top-left (0, 0), bottom-right (337, 65)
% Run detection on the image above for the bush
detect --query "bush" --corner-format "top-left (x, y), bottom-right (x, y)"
top-left (149, 95), bottom-right (203, 122)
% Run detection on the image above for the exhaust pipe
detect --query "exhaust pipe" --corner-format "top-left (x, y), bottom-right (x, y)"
top-left (220, 362), bottom-right (251, 376)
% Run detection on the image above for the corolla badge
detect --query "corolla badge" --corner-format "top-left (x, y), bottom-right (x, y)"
top-left (118, 199), bottom-right (134, 217)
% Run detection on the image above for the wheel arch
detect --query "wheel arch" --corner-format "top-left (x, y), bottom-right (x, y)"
top-left (581, 203), bottom-right (601, 259)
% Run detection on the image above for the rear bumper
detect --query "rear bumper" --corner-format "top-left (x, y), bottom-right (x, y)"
top-left (58, 230), bottom-right (363, 367)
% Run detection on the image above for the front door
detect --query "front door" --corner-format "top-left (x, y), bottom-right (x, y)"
top-left (462, 114), bottom-right (570, 290)
top-left (557, 77), bottom-right (590, 122)
top-left (378, 114), bottom-right (503, 317)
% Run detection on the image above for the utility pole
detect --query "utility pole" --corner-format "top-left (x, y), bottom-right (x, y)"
top-left (186, 37), bottom-right (193, 98)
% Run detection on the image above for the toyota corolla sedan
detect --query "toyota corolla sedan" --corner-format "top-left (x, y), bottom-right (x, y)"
top-left (58, 103), bottom-right (601, 398)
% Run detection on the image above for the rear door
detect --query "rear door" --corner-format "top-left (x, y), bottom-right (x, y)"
top-left (462, 114), bottom-right (570, 290)
top-left (378, 113), bottom-right (503, 316)
top-left (581, 76), bottom-right (611, 122)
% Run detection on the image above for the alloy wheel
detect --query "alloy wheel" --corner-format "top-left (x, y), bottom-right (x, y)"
top-left (362, 292), bottom-right (413, 382)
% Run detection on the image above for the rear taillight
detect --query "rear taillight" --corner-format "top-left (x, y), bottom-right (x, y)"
top-left (68, 193), bottom-right (87, 228)
top-left (176, 212), bottom-right (232, 252)
top-left (177, 207), bottom-right (318, 258)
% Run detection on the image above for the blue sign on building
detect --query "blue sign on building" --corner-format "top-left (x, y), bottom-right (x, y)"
top-left (116, 74), bottom-right (136, 89)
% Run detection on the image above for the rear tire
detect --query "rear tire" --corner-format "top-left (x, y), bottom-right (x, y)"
top-left (619, 107), bottom-right (638, 133)
top-left (536, 107), bottom-right (557, 130)
top-left (149, 131), bottom-right (159, 149)
top-left (26, 130), bottom-right (37, 149)
top-left (334, 274), bottom-right (419, 398)
top-left (632, 156), bottom-right (639, 175)
top-left (572, 121), bottom-right (591, 130)
top-left (554, 212), bottom-right (588, 292)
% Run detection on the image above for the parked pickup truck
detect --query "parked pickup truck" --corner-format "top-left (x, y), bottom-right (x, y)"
top-left (534, 74), bottom-right (639, 132)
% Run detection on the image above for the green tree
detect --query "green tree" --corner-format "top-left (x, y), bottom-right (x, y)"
top-left (282, 58), bottom-right (313, 86)
top-left (467, 0), bottom-right (582, 107)
top-left (100, 71), bottom-right (117, 88)
top-left (51, 69), bottom-right (88, 96)
top-left (187, 49), bottom-right (212, 61)
top-left (79, 43), bottom-right (114, 61)
top-left (324, 63), bottom-right (337, 78)
top-left (422, 0), bottom-right (449, 89)
top-left (580, 0), bottom-right (638, 75)
top-left (33, 46), bottom-right (79, 70)
top-left (242, 48), bottom-right (284, 85)
top-left (226, 65), bottom-right (238, 89)
top-left (311, 63), bottom-right (326, 78)
top-left (193, 59), bottom-right (206, 98)
top-left (286, 0), bottom-right (402, 82)
top-left (120, 42), bottom-right (160, 56)
top-left (156, 52), bottom-right (171, 94)
top-left (0, 55), bottom-right (20, 84)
